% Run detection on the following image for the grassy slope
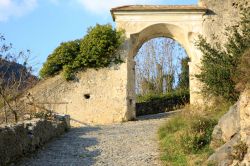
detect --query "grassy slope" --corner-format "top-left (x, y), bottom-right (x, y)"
top-left (158, 103), bottom-right (230, 166)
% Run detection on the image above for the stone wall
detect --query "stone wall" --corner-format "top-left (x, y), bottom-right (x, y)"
top-left (0, 115), bottom-right (70, 166)
top-left (136, 95), bottom-right (189, 116)
top-left (22, 1), bottom-right (246, 125)
top-left (199, 0), bottom-right (242, 45)
top-left (26, 65), bottom-right (135, 125)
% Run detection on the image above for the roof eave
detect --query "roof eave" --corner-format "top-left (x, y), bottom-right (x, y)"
top-left (111, 8), bottom-right (208, 21)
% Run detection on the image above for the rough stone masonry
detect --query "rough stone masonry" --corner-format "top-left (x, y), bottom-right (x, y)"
top-left (0, 115), bottom-right (70, 166)
top-left (24, 0), bottom-right (242, 125)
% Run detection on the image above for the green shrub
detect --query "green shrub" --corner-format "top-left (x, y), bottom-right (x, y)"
top-left (196, 5), bottom-right (250, 102)
top-left (181, 117), bottom-right (217, 153)
top-left (136, 90), bottom-right (189, 103)
top-left (62, 65), bottom-right (74, 80)
top-left (177, 57), bottom-right (190, 91)
top-left (40, 24), bottom-right (124, 80)
top-left (73, 24), bottom-right (124, 69)
top-left (39, 40), bottom-right (80, 78)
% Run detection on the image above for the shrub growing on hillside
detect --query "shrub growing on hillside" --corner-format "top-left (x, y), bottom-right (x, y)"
top-left (180, 117), bottom-right (217, 153)
top-left (39, 40), bottom-right (80, 78)
top-left (196, 5), bottom-right (250, 102)
top-left (40, 24), bottom-right (124, 80)
top-left (158, 103), bottom-right (229, 165)
top-left (73, 24), bottom-right (124, 69)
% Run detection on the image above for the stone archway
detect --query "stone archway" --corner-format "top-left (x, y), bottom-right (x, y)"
top-left (24, 3), bottom-right (241, 125)
top-left (111, 5), bottom-right (208, 120)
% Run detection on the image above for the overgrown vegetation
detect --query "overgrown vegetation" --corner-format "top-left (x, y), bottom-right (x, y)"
top-left (196, 4), bottom-right (250, 102)
top-left (159, 3), bottom-right (250, 165)
top-left (40, 24), bottom-right (124, 80)
top-left (158, 103), bottom-right (230, 165)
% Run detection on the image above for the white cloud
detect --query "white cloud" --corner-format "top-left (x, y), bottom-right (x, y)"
top-left (76, 0), bottom-right (165, 15)
top-left (0, 0), bottom-right (38, 21)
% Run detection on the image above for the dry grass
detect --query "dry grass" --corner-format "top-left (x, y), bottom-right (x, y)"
top-left (158, 102), bottom-right (230, 166)
top-left (235, 49), bottom-right (250, 92)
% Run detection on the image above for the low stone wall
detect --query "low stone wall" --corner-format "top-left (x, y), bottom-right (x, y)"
top-left (0, 115), bottom-right (70, 166)
top-left (136, 93), bottom-right (189, 116)
top-left (136, 99), bottom-right (186, 116)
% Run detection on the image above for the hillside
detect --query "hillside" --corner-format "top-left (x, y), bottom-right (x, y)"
top-left (0, 58), bottom-right (37, 90)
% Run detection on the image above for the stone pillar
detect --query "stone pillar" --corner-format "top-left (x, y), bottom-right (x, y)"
top-left (121, 39), bottom-right (136, 121)
top-left (189, 61), bottom-right (204, 106)
top-left (126, 56), bottom-right (136, 119)
top-left (188, 31), bottom-right (205, 107)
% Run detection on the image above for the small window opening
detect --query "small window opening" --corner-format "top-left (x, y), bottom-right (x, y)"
top-left (84, 94), bottom-right (90, 99)
top-left (129, 99), bottom-right (133, 105)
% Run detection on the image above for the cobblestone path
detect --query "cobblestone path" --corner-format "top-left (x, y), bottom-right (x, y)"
top-left (17, 112), bottom-right (176, 166)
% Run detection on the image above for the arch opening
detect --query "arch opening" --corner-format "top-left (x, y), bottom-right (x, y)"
top-left (134, 37), bottom-right (189, 95)
top-left (128, 24), bottom-right (191, 117)
top-left (129, 23), bottom-right (193, 61)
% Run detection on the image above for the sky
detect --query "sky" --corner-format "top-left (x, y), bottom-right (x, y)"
top-left (0, 0), bottom-right (198, 75)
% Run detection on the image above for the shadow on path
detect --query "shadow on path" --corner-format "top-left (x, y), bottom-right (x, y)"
top-left (136, 110), bottom-right (182, 121)
top-left (17, 110), bottom-right (183, 166)
top-left (17, 126), bottom-right (101, 166)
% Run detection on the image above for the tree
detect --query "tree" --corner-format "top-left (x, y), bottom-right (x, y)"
top-left (165, 73), bottom-right (175, 93)
top-left (40, 24), bottom-right (124, 80)
top-left (196, 4), bottom-right (250, 102)
top-left (135, 37), bottom-right (187, 95)
top-left (135, 39), bottom-right (158, 95)
top-left (0, 34), bottom-right (37, 123)
top-left (177, 57), bottom-right (190, 91)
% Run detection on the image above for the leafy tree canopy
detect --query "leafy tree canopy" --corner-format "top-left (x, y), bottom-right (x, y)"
top-left (40, 24), bottom-right (124, 80)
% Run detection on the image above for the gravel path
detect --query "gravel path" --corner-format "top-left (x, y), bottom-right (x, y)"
top-left (17, 112), bottom-right (176, 166)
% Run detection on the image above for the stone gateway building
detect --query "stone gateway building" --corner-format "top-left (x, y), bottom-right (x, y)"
top-left (26, 0), bottom-right (242, 125)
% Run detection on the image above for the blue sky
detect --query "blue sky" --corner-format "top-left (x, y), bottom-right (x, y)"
top-left (0, 0), bottom-right (198, 74)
